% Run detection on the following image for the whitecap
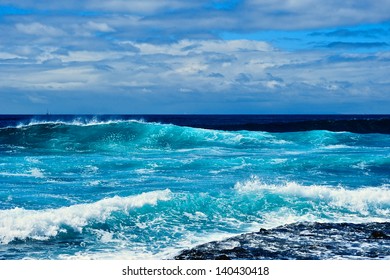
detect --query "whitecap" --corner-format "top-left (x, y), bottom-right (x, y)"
top-left (0, 168), bottom-right (45, 178)
top-left (234, 176), bottom-right (390, 215)
top-left (12, 118), bottom-right (147, 129)
top-left (321, 144), bottom-right (352, 149)
top-left (0, 189), bottom-right (172, 244)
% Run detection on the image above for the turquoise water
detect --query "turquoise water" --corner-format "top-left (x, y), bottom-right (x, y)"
top-left (0, 116), bottom-right (389, 259)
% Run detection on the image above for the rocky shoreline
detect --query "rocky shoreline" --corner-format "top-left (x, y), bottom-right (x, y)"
top-left (175, 222), bottom-right (390, 260)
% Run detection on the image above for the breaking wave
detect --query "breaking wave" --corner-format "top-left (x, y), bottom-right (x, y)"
top-left (234, 176), bottom-right (390, 218)
top-left (0, 189), bottom-right (171, 244)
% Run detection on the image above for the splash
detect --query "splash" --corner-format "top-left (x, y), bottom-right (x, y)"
top-left (0, 189), bottom-right (172, 244)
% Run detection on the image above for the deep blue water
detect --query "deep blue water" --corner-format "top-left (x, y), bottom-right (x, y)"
top-left (0, 115), bottom-right (389, 259)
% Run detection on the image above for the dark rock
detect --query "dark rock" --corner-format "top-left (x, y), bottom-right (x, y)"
top-left (215, 255), bottom-right (231, 260)
top-left (369, 230), bottom-right (389, 239)
top-left (174, 222), bottom-right (390, 260)
top-left (258, 228), bottom-right (268, 234)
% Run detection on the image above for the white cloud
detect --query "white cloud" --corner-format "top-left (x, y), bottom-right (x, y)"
top-left (0, 52), bottom-right (24, 60)
top-left (1, 0), bottom-right (390, 113)
top-left (175, 62), bottom-right (208, 75)
top-left (244, 0), bottom-right (390, 28)
top-left (1, 38), bottom-right (389, 101)
top-left (87, 0), bottom-right (199, 14)
top-left (59, 51), bottom-right (125, 63)
top-left (85, 21), bottom-right (115, 32)
top-left (133, 39), bottom-right (272, 55)
top-left (179, 88), bottom-right (193, 93)
top-left (4, 0), bottom-right (390, 31)
top-left (0, 65), bottom-right (100, 90)
top-left (15, 22), bottom-right (65, 37)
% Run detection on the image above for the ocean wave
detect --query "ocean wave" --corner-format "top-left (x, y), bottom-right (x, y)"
top-left (195, 117), bottom-right (390, 134)
top-left (1, 115), bottom-right (389, 134)
top-left (14, 118), bottom-right (147, 128)
top-left (0, 189), bottom-right (172, 244)
top-left (1, 116), bottom-right (388, 155)
top-left (234, 176), bottom-right (390, 215)
top-left (0, 168), bottom-right (45, 178)
top-left (321, 144), bottom-right (354, 149)
top-left (0, 118), bottom-right (288, 152)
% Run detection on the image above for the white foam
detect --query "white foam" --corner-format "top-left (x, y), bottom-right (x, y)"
top-left (0, 189), bottom-right (172, 244)
top-left (352, 161), bottom-right (369, 170)
top-left (183, 211), bottom-right (207, 221)
top-left (12, 118), bottom-right (147, 129)
top-left (82, 165), bottom-right (99, 175)
top-left (29, 168), bottom-right (45, 178)
top-left (270, 158), bottom-right (287, 164)
top-left (86, 180), bottom-right (101, 186)
top-left (58, 229), bottom-right (239, 260)
top-left (134, 168), bottom-right (155, 175)
top-left (0, 168), bottom-right (45, 178)
top-left (260, 209), bottom-right (320, 229)
top-left (25, 157), bottom-right (41, 164)
top-left (322, 144), bottom-right (352, 150)
top-left (259, 208), bottom-right (389, 230)
top-left (234, 176), bottom-right (390, 214)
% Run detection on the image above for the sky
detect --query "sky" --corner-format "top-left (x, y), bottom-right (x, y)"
top-left (0, 0), bottom-right (390, 114)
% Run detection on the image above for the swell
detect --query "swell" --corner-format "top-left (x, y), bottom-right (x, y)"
top-left (197, 118), bottom-right (390, 134)
top-left (0, 120), bottom-right (182, 152)
top-left (1, 118), bottom-right (388, 154)
top-left (0, 119), bottom-right (285, 152)
top-left (1, 115), bottom-right (389, 134)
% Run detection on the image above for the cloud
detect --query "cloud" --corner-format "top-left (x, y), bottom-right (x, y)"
top-left (235, 73), bottom-right (252, 84)
top-left (133, 39), bottom-right (272, 55)
top-left (1, 36), bottom-right (389, 112)
top-left (1, 1), bottom-right (390, 113)
top-left (310, 28), bottom-right (389, 38)
top-left (208, 72), bottom-right (224, 78)
top-left (0, 0), bottom-right (202, 15)
top-left (0, 52), bottom-right (24, 60)
top-left (2, 0), bottom-right (390, 32)
top-left (230, 1), bottom-right (390, 31)
top-left (84, 21), bottom-right (115, 33)
top-left (326, 42), bottom-right (389, 49)
top-left (15, 22), bottom-right (65, 36)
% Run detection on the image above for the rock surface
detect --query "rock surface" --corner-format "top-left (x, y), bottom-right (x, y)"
top-left (175, 222), bottom-right (390, 260)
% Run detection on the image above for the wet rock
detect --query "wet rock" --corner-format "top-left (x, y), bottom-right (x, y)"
top-left (258, 228), bottom-right (268, 234)
top-left (369, 230), bottom-right (389, 239)
top-left (215, 255), bottom-right (231, 260)
top-left (174, 222), bottom-right (390, 260)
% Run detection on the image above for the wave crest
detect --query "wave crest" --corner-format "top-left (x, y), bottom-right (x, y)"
top-left (234, 176), bottom-right (390, 215)
top-left (0, 189), bottom-right (172, 244)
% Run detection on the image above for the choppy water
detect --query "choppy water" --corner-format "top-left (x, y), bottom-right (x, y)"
top-left (0, 115), bottom-right (389, 259)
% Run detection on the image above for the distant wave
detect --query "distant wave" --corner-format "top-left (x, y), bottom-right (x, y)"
top-left (0, 120), bottom-right (286, 153)
top-left (0, 118), bottom-right (388, 156)
top-left (7, 118), bottom-right (148, 129)
top-left (193, 117), bottom-right (390, 134)
top-left (0, 114), bottom-right (389, 133)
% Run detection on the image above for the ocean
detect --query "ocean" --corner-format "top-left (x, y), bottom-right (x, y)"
top-left (0, 115), bottom-right (389, 259)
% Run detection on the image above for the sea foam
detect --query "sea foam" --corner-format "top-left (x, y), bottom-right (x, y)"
top-left (0, 189), bottom-right (172, 244)
top-left (234, 176), bottom-right (390, 214)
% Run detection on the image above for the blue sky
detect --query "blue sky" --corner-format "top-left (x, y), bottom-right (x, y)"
top-left (0, 0), bottom-right (389, 114)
